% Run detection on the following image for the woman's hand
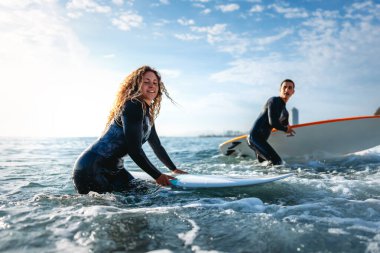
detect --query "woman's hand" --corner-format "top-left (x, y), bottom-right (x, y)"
top-left (173, 169), bottom-right (188, 174)
top-left (155, 174), bottom-right (175, 186)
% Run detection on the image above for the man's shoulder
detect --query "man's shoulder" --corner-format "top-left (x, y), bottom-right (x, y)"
top-left (267, 96), bottom-right (281, 103)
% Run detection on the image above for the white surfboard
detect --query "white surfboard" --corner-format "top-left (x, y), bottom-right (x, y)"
top-left (130, 171), bottom-right (293, 189)
top-left (219, 116), bottom-right (380, 159)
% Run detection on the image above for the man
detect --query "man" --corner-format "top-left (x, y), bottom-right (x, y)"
top-left (248, 79), bottom-right (296, 165)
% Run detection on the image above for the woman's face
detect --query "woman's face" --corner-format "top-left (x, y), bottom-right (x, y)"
top-left (141, 71), bottom-right (159, 104)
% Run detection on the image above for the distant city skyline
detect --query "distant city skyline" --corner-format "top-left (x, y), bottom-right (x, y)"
top-left (1, 0), bottom-right (379, 137)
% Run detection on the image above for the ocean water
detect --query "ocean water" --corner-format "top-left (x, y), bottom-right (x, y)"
top-left (1, 137), bottom-right (380, 253)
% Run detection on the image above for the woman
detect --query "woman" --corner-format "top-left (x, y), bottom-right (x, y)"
top-left (72, 66), bottom-right (187, 194)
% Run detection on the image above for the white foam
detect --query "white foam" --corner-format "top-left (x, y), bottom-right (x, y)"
top-left (347, 224), bottom-right (380, 234)
top-left (183, 197), bottom-right (265, 213)
top-left (122, 205), bottom-right (178, 214)
top-left (366, 234), bottom-right (380, 253)
top-left (190, 246), bottom-right (221, 253)
top-left (76, 205), bottom-right (122, 217)
top-left (276, 202), bottom-right (322, 216)
top-left (221, 198), bottom-right (265, 212)
top-left (55, 238), bottom-right (89, 253)
top-left (364, 198), bottom-right (380, 204)
top-left (330, 184), bottom-right (352, 196)
top-left (178, 218), bottom-right (221, 253)
top-left (146, 250), bottom-right (174, 253)
top-left (87, 191), bottom-right (117, 201)
top-left (328, 228), bottom-right (349, 235)
top-left (0, 216), bottom-right (10, 229)
top-left (178, 219), bottom-right (199, 246)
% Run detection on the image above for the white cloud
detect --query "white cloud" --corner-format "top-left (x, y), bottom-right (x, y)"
top-left (174, 33), bottom-right (202, 41)
top-left (216, 3), bottom-right (240, 13)
top-left (178, 18), bottom-right (195, 26)
top-left (345, 0), bottom-right (378, 21)
top-left (297, 6), bottom-right (380, 80)
top-left (193, 3), bottom-right (205, 8)
top-left (191, 23), bottom-right (226, 35)
top-left (347, 0), bottom-right (372, 13)
top-left (191, 23), bottom-right (227, 45)
top-left (67, 11), bottom-right (82, 18)
top-left (160, 0), bottom-right (170, 5)
top-left (112, 0), bottom-right (124, 6)
top-left (0, 0), bottom-right (29, 8)
top-left (112, 11), bottom-right (143, 31)
top-left (189, 24), bottom-right (250, 55)
top-left (255, 29), bottom-right (293, 46)
top-left (190, 0), bottom-right (211, 14)
top-left (214, 33), bottom-right (250, 55)
top-left (249, 5), bottom-right (264, 13)
top-left (201, 8), bottom-right (211, 15)
top-left (154, 19), bottom-right (170, 26)
top-left (66, 0), bottom-right (111, 14)
top-left (271, 4), bottom-right (308, 18)
top-left (151, 0), bottom-right (170, 7)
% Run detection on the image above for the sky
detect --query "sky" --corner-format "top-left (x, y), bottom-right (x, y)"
top-left (0, 0), bottom-right (379, 137)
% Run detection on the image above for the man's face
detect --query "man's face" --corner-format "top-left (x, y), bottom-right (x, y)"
top-left (280, 81), bottom-right (295, 102)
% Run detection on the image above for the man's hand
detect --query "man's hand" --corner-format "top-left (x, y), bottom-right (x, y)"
top-left (286, 126), bottom-right (296, 137)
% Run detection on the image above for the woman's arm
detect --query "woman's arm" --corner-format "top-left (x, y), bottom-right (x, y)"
top-left (147, 125), bottom-right (177, 170)
top-left (148, 125), bottom-right (188, 174)
top-left (121, 100), bottom-right (162, 179)
top-left (148, 125), bottom-right (187, 174)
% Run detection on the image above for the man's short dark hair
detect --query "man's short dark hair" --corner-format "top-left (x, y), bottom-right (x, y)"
top-left (280, 79), bottom-right (295, 88)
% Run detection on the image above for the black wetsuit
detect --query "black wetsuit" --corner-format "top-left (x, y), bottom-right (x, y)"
top-left (248, 96), bottom-right (289, 165)
top-left (72, 100), bottom-right (177, 194)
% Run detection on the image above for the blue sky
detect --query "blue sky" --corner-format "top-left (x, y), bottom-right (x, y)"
top-left (0, 0), bottom-right (379, 137)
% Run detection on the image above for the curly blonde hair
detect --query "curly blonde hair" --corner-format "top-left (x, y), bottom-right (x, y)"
top-left (105, 65), bottom-right (173, 127)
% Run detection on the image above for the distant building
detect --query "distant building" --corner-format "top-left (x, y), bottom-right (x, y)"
top-left (375, 107), bottom-right (380, 116)
top-left (199, 130), bottom-right (244, 138)
top-left (291, 107), bottom-right (299, 125)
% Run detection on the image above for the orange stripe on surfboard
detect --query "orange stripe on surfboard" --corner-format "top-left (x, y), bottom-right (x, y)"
top-left (289, 115), bottom-right (380, 129)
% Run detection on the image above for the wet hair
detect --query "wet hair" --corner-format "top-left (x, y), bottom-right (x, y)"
top-left (280, 79), bottom-right (295, 88)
